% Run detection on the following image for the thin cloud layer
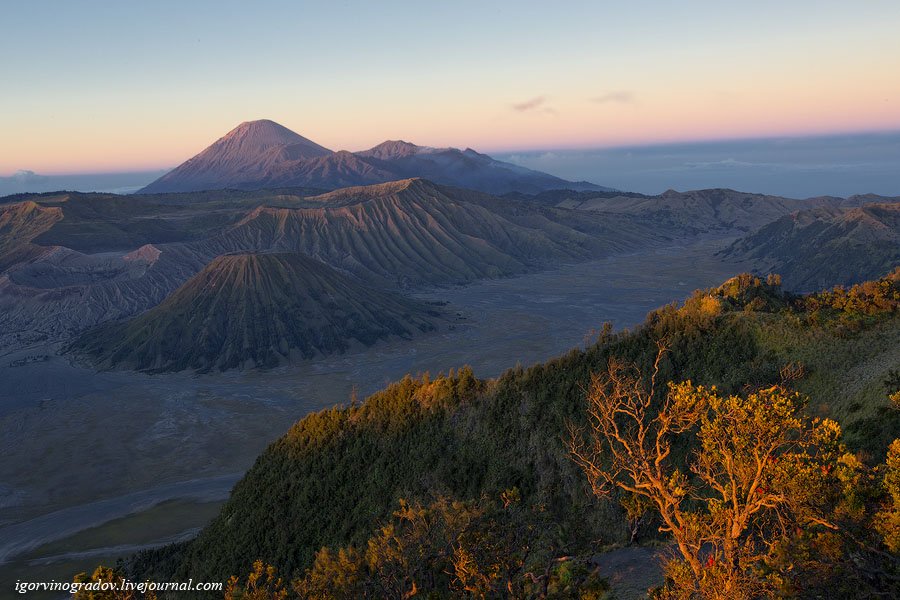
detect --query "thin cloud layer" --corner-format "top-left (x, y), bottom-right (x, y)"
top-left (512, 97), bottom-right (547, 112)
top-left (511, 97), bottom-right (557, 115)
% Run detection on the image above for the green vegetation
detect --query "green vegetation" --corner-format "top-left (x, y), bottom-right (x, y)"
top-left (292, 493), bottom-right (608, 598)
top-left (126, 270), bottom-right (899, 597)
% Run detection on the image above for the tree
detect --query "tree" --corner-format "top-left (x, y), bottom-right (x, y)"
top-left (569, 344), bottom-right (843, 599)
top-left (293, 548), bottom-right (364, 600)
top-left (876, 440), bottom-right (900, 553)
top-left (293, 491), bottom-right (605, 598)
top-left (224, 560), bottom-right (287, 600)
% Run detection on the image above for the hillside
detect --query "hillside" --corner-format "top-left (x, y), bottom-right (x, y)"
top-left (138, 120), bottom-right (609, 194)
top-left (129, 271), bottom-right (900, 591)
top-left (723, 202), bottom-right (900, 290)
top-left (69, 253), bottom-right (439, 373)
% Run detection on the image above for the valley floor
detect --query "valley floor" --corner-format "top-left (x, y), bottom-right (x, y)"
top-left (0, 237), bottom-right (744, 593)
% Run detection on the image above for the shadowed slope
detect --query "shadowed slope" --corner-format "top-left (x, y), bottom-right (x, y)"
top-left (70, 252), bottom-right (438, 372)
top-left (723, 202), bottom-right (900, 290)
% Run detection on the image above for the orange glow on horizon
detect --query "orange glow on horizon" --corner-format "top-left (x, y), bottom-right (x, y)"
top-left (4, 2), bottom-right (900, 176)
top-left (3, 75), bottom-right (899, 175)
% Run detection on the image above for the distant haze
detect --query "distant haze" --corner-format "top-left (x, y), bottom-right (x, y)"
top-left (0, 170), bottom-right (164, 198)
top-left (4, 133), bottom-right (899, 199)
top-left (499, 133), bottom-right (900, 198)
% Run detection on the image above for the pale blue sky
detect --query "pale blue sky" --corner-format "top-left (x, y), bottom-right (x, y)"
top-left (2, 1), bottom-right (899, 174)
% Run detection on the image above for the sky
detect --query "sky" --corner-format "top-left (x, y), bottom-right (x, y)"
top-left (2, 1), bottom-right (900, 178)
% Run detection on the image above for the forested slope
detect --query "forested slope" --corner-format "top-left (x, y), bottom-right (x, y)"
top-left (129, 270), bottom-right (900, 595)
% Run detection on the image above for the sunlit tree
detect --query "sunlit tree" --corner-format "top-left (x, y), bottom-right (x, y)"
top-left (876, 440), bottom-right (900, 553)
top-left (569, 344), bottom-right (844, 598)
top-left (224, 560), bottom-right (286, 600)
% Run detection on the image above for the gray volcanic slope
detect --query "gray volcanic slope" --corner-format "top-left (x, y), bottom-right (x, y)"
top-left (144, 120), bottom-right (332, 193)
top-left (196, 179), bottom-right (609, 287)
top-left (70, 252), bottom-right (439, 373)
top-left (722, 202), bottom-right (900, 290)
top-left (139, 120), bottom-right (609, 194)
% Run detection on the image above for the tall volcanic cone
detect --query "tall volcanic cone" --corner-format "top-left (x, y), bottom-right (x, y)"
top-left (140, 120), bottom-right (333, 193)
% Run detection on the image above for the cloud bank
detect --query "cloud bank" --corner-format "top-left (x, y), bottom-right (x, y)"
top-left (497, 133), bottom-right (900, 198)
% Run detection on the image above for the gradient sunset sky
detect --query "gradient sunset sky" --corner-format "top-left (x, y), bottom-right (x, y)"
top-left (2, 0), bottom-right (899, 175)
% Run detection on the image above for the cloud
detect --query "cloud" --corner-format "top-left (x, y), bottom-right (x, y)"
top-left (512, 96), bottom-right (546, 112)
top-left (511, 96), bottom-right (557, 114)
top-left (684, 158), bottom-right (757, 169)
top-left (678, 158), bottom-right (883, 173)
top-left (0, 170), bottom-right (47, 185)
top-left (591, 91), bottom-right (636, 105)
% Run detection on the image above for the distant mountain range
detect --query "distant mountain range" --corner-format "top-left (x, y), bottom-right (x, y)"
top-left (139, 120), bottom-right (610, 195)
top-left (3, 178), bottom-right (897, 371)
top-left (0, 179), bottom-right (640, 362)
